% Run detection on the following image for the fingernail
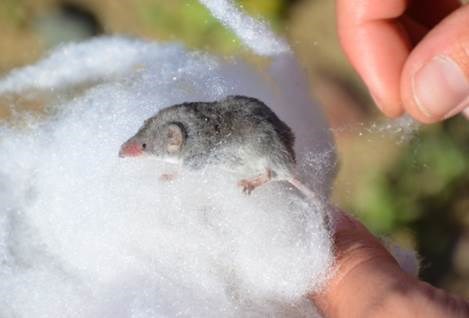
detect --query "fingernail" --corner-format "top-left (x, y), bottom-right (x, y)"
top-left (413, 56), bottom-right (469, 118)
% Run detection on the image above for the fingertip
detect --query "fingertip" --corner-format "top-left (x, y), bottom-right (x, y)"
top-left (369, 91), bottom-right (405, 117)
top-left (401, 6), bottom-right (469, 123)
top-left (315, 208), bottom-right (407, 317)
top-left (331, 208), bottom-right (361, 233)
top-left (330, 209), bottom-right (396, 263)
top-left (403, 55), bottom-right (469, 123)
top-left (337, 14), bottom-right (410, 119)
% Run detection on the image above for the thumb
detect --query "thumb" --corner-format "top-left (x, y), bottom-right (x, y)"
top-left (311, 210), bottom-right (469, 318)
top-left (311, 210), bottom-right (407, 317)
top-left (401, 5), bottom-right (469, 123)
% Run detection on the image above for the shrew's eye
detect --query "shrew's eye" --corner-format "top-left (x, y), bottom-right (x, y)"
top-left (142, 143), bottom-right (147, 149)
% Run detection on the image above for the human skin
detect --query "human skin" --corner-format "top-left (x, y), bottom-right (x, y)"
top-left (311, 1), bottom-right (469, 316)
top-left (336, 0), bottom-right (469, 123)
top-left (309, 211), bottom-right (469, 318)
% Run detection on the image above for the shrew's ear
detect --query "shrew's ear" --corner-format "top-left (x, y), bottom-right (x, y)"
top-left (166, 123), bottom-right (185, 153)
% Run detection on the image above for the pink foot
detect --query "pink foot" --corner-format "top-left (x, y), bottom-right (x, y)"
top-left (160, 173), bottom-right (177, 182)
top-left (238, 169), bottom-right (272, 195)
top-left (238, 179), bottom-right (256, 194)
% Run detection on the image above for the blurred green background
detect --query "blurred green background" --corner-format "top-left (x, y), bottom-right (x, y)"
top-left (0, 0), bottom-right (468, 297)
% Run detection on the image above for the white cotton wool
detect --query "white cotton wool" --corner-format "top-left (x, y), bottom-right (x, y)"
top-left (199, 0), bottom-right (290, 56)
top-left (0, 1), bottom-right (340, 316)
top-left (0, 36), bottom-right (335, 317)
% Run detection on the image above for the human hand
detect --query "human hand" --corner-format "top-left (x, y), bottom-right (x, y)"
top-left (337, 0), bottom-right (469, 123)
top-left (310, 210), bottom-right (469, 318)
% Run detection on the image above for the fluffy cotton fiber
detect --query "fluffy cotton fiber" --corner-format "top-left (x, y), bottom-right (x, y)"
top-left (0, 0), bottom-right (342, 316)
top-left (0, 35), bottom-right (336, 317)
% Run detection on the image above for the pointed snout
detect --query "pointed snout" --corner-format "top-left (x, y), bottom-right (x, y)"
top-left (119, 141), bottom-right (144, 158)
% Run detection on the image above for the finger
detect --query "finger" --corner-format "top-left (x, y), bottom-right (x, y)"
top-left (312, 210), bottom-right (469, 317)
top-left (401, 5), bottom-right (469, 123)
top-left (311, 210), bottom-right (406, 317)
top-left (336, 0), bottom-right (411, 117)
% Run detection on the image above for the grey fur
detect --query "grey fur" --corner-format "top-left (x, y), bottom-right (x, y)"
top-left (120, 95), bottom-right (296, 178)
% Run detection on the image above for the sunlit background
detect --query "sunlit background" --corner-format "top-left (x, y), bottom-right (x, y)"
top-left (1, 0), bottom-right (468, 297)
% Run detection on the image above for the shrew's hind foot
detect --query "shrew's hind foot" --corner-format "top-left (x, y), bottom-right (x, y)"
top-left (238, 169), bottom-right (272, 195)
top-left (160, 172), bottom-right (178, 182)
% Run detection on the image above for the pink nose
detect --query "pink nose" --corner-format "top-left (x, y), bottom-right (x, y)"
top-left (119, 142), bottom-right (144, 157)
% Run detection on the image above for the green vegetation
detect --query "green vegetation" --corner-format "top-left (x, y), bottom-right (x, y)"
top-left (0, 0), bottom-right (26, 26)
top-left (362, 118), bottom-right (468, 284)
top-left (136, 0), bottom-right (286, 53)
